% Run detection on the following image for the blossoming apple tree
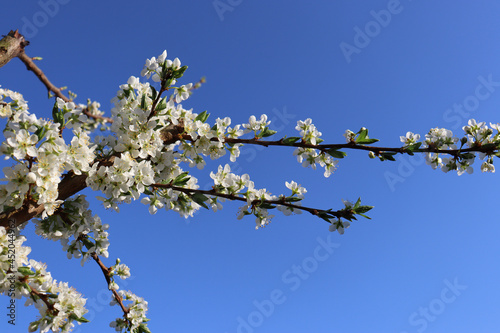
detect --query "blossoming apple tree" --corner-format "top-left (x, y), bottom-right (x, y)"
top-left (0, 30), bottom-right (498, 332)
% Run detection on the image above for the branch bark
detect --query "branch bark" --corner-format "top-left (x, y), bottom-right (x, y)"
top-left (0, 156), bottom-right (115, 232)
top-left (0, 30), bottom-right (29, 68)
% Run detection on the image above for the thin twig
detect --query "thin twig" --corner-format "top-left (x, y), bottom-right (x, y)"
top-left (16, 51), bottom-right (113, 123)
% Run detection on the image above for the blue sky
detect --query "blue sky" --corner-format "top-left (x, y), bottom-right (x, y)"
top-left (1, 1), bottom-right (500, 332)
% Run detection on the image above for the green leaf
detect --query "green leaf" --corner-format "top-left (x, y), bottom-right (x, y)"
top-left (173, 172), bottom-right (190, 186)
top-left (460, 152), bottom-right (475, 160)
top-left (140, 94), bottom-right (147, 110)
top-left (356, 138), bottom-right (379, 145)
top-left (173, 65), bottom-right (188, 79)
top-left (406, 142), bottom-right (422, 151)
top-left (82, 238), bottom-right (95, 250)
top-left (353, 197), bottom-right (362, 209)
top-left (380, 152), bottom-right (397, 161)
top-left (24, 283), bottom-right (33, 294)
top-left (190, 192), bottom-right (209, 210)
top-left (258, 202), bottom-right (276, 210)
top-left (282, 137), bottom-right (301, 145)
top-left (123, 87), bottom-right (131, 98)
top-left (69, 313), bottom-right (90, 323)
top-left (284, 196), bottom-right (302, 202)
top-left (258, 127), bottom-right (277, 138)
top-left (195, 110), bottom-right (210, 123)
top-left (138, 323), bottom-right (152, 333)
top-left (356, 128), bottom-right (368, 142)
top-left (150, 86), bottom-right (157, 101)
top-left (326, 149), bottom-right (347, 159)
top-left (18, 267), bottom-right (35, 276)
top-left (34, 125), bottom-right (48, 141)
top-left (357, 213), bottom-right (372, 220)
top-left (354, 205), bottom-right (373, 214)
top-left (317, 211), bottom-right (333, 222)
top-left (155, 97), bottom-right (167, 112)
top-left (52, 101), bottom-right (64, 127)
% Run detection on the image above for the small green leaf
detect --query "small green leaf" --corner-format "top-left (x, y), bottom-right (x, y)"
top-left (357, 213), bottom-right (372, 220)
top-left (140, 94), bottom-right (147, 110)
top-left (258, 127), bottom-right (277, 138)
top-left (195, 110), bottom-right (210, 123)
top-left (82, 238), bottom-right (95, 250)
top-left (34, 125), bottom-right (47, 141)
top-left (282, 137), bottom-right (301, 145)
top-left (18, 267), bottom-right (35, 276)
top-left (173, 172), bottom-right (190, 186)
top-left (380, 152), bottom-right (397, 161)
top-left (354, 205), bottom-right (373, 214)
top-left (326, 149), bottom-right (347, 159)
top-left (52, 101), bottom-right (64, 127)
top-left (173, 65), bottom-right (188, 79)
top-left (353, 197), bottom-right (362, 209)
top-left (150, 86), bottom-right (158, 101)
top-left (284, 196), bottom-right (302, 203)
top-left (24, 283), bottom-right (33, 294)
top-left (190, 192), bottom-right (209, 209)
top-left (356, 138), bottom-right (379, 144)
top-left (138, 323), bottom-right (152, 333)
top-left (406, 142), bottom-right (422, 151)
top-left (356, 128), bottom-right (368, 142)
top-left (155, 97), bottom-right (167, 112)
top-left (317, 211), bottom-right (333, 222)
top-left (69, 313), bottom-right (90, 323)
top-left (258, 202), bottom-right (276, 210)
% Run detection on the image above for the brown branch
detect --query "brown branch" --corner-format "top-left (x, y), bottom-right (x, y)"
top-left (153, 183), bottom-right (350, 221)
top-left (0, 30), bottom-right (29, 68)
top-left (17, 51), bottom-right (69, 102)
top-left (2, 31), bottom-right (112, 124)
top-left (163, 132), bottom-right (500, 157)
top-left (91, 253), bottom-right (130, 317)
top-left (0, 156), bottom-right (115, 232)
top-left (82, 108), bottom-right (113, 123)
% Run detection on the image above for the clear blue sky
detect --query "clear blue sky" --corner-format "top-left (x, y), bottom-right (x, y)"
top-left (2, 1), bottom-right (500, 332)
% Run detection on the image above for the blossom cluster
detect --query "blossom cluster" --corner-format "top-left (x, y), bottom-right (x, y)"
top-left (401, 119), bottom-right (499, 175)
top-left (0, 88), bottom-right (97, 217)
top-left (0, 227), bottom-right (88, 333)
top-left (33, 195), bottom-right (110, 266)
top-left (208, 164), bottom-right (307, 229)
top-left (110, 290), bottom-right (149, 333)
top-left (293, 119), bottom-right (338, 177)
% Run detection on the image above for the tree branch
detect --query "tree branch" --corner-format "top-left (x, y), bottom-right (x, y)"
top-left (0, 30), bottom-right (29, 68)
top-left (153, 183), bottom-right (353, 221)
top-left (91, 253), bottom-right (131, 321)
top-left (0, 156), bottom-right (115, 231)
